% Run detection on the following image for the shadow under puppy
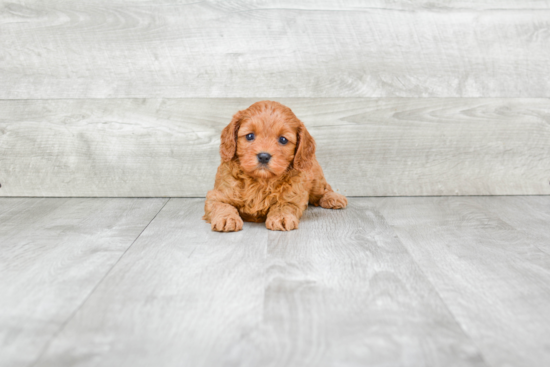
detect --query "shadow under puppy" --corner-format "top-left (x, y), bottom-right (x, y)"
top-left (203, 101), bottom-right (347, 232)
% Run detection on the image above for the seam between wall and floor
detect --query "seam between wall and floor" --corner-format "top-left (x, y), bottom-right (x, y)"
top-left (2, 195), bottom-right (550, 199)
top-left (27, 198), bottom-right (172, 367)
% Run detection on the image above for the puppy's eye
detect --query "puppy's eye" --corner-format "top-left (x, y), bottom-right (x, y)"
top-left (246, 133), bottom-right (255, 141)
top-left (279, 136), bottom-right (288, 145)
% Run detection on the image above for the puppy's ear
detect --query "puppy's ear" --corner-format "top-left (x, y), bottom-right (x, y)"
top-left (293, 121), bottom-right (316, 171)
top-left (220, 111), bottom-right (243, 162)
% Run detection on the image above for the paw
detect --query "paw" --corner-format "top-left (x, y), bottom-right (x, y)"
top-left (211, 213), bottom-right (243, 232)
top-left (266, 214), bottom-right (299, 231)
top-left (320, 192), bottom-right (347, 209)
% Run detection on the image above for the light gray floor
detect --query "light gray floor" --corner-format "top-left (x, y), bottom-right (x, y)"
top-left (1, 197), bottom-right (549, 367)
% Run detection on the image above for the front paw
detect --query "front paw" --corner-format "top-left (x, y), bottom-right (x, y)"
top-left (266, 213), bottom-right (299, 231)
top-left (320, 192), bottom-right (347, 209)
top-left (211, 213), bottom-right (243, 232)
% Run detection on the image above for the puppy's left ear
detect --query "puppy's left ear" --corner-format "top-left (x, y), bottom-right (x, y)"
top-left (220, 111), bottom-right (243, 162)
top-left (293, 120), bottom-right (316, 171)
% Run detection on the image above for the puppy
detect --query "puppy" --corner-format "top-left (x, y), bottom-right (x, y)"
top-left (203, 101), bottom-right (347, 232)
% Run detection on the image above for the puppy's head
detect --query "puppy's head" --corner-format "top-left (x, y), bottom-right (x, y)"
top-left (220, 101), bottom-right (315, 179)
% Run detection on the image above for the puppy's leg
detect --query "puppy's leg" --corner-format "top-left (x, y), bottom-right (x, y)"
top-left (308, 168), bottom-right (347, 209)
top-left (204, 193), bottom-right (243, 232)
top-left (319, 189), bottom-right (347, 209)
top-left (266, 204), bottom-right (302, 231)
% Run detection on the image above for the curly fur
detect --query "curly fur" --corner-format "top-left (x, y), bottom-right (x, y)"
top-left (203, 101), bottom-right (347, 231)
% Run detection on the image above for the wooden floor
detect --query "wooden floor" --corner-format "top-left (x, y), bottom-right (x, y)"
top-left (1, 197), bottom-right (549, 367)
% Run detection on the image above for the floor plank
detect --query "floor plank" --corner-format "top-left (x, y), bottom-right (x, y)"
top-left (376, 196), bottom-right (550, 367)
top-left (33, 199), bottom-right (485, 367)
top-left (244, 201), bottom-right (485, 367)
top-left (2, 1), bottom-right (549, 98)
top-left (32, 198), bottom-right (269, 367)
top-left (0, 198), bottom-right (167, 367)
top-left (1, 98), bottom-right (549, 197)
top-left (477, 196), bottom-right (550, 255)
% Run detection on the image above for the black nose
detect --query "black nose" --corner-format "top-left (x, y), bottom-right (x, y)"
top-left (257, 152), bottom-right (271, 164)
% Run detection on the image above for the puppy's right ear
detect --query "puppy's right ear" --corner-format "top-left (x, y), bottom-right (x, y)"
top-left (293, 121), bottom-right (316, 171)
top-left (220, 110), bottom-right (243, 162)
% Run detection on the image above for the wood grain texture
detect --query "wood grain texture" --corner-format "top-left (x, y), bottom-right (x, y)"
top-left (32, 198), bottom-right (270, 367)
top-left (475, 196), bottom-right (550, 255)
top-left (1, 98), bottom-right (549, 197)
top-left (376, 196), bottom-right (550, 367)
top-left (31, 198), bottom-right (486, 367)
top-left (244, 202), bottom-right (485, 367)
top-left (2, 1), bottom-right (550, 98)
top-left (0, 197), bottom-right (167, 367)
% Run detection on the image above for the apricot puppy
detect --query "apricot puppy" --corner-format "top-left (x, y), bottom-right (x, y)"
top-left (203, 101), bottom-right (347, 232)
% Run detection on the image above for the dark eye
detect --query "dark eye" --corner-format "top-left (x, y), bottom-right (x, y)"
top-left (246, 133), bottom-right (255, 141)
top-left (279, 136), bottom-right (288, 145)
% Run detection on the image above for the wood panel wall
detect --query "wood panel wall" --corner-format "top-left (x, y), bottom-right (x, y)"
top-left (1, 1), bottom-right (549, 196)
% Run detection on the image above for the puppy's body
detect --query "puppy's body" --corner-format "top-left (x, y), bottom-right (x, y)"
top-left (204, 101), bottom-right (347, 231)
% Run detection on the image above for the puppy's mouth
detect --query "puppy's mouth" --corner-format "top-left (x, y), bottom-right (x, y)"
top-left (256, 163), bottom-right (273, 173)
top-left (253, 163), bottom-right (276, 178)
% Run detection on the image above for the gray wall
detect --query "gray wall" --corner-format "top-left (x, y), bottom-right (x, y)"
top-left (1, 1), bottom-right (549, 196)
